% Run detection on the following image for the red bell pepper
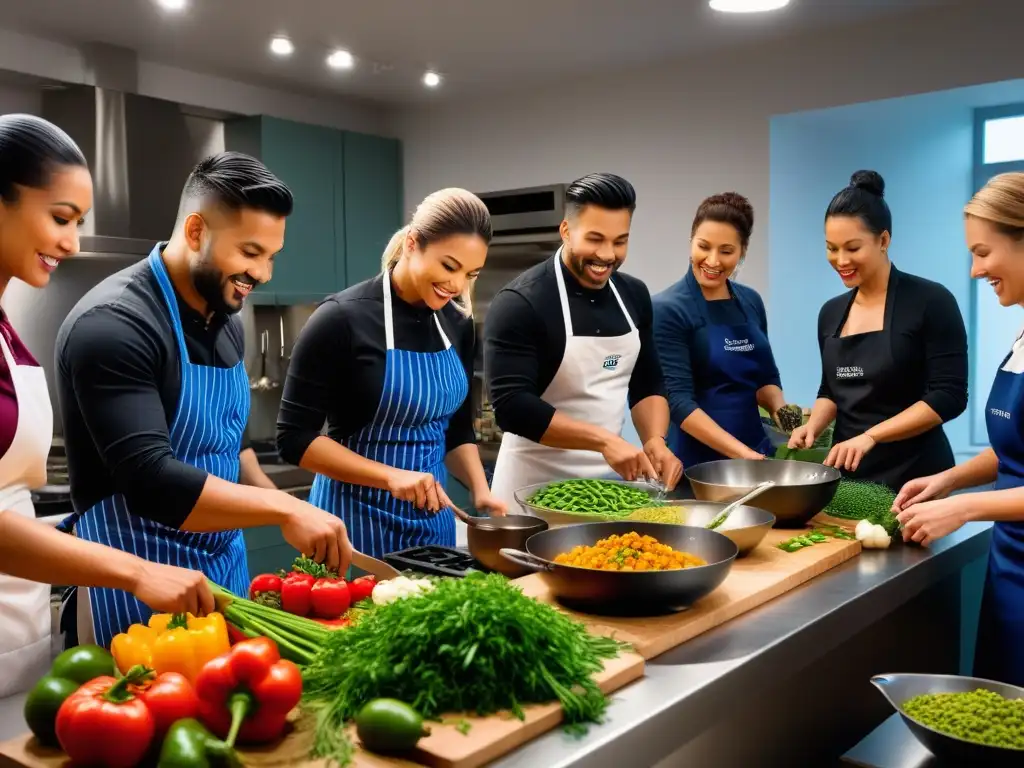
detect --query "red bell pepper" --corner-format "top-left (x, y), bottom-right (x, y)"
top-left (137, 671), bottom-right (200, 736)
top-left (310, 577), bottom-right (350, 618)
top-left (55, 666), bottom-right (156, 768)
top-left (280, 572), bottom-right (315, 617)
top-left (348, 575), bottom-right (376, 604)
top-left (195, 637), bottom-right (302, 746)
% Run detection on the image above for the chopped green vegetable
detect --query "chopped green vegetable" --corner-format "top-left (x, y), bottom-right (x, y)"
top-left (825, 480), bottom-right (900, 535)
top-left (302, 572), bottom-right (629, 767)
top-left (775, 404), bottom-right (804, 433)
top-left (527, 479), bottom-right (666, 517)
top-left (903, 689), bottom-right (1024, 749)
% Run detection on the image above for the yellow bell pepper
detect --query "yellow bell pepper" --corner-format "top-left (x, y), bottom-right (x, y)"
top-left (110, 612), bottom-right (230, 684)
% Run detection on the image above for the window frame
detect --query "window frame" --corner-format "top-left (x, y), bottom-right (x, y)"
top-left (969, 103), bottom-right (1024, 446)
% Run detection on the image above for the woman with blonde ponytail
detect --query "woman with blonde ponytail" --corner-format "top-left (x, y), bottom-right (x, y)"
top-left (277, 188), bottom-right (506, 558)
top-left (894, 171), bottom-right (1024, 687)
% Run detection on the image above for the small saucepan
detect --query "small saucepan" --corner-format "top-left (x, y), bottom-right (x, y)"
top-left (452, 505), bottom-right (548, 578)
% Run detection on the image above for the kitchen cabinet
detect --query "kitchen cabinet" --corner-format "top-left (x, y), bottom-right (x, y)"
top-left (342, 131), bottom-right (403, 287)
top-left (225, 116), bottom-right (341, 304)
top-left (224, 117), bottom-right (403, 304)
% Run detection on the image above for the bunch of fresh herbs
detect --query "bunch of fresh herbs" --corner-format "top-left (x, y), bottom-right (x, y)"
top-left (301, 571), bottom-right (628, 766)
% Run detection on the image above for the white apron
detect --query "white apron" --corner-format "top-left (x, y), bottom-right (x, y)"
top-left (0, 328), bottom-right (54, 696)
top-left (490, 251), bottom-right (641, 513)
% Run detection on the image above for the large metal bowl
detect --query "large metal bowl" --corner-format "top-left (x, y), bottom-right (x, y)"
top-left (685, 459), bottom-right (840, 528)
top-left (466, 514), bottom-right (548, 578)
top-left (871, 673), bottom-right (1024, 766)
top-left (499, 521), bottom-right (737, 616)
top-left (513, 478), bottom-right (688, 527)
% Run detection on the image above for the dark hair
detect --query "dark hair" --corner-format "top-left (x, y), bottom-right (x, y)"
top-left (691, 192), bottom-right (754, 248)
top-left (181, 151), bottom-right (293, 217)
top-left (0, 114), bottom-right (87, 204)
top-left (565, 173), bottom-right (636, 218)
top-left (825, 170), bottom-right (892, 238)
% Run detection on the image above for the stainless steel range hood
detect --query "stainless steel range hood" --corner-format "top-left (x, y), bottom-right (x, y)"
top-left (39, 43), bottom-right (229, 256)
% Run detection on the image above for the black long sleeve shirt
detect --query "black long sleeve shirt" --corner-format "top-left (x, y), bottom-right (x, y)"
top-left (55, 250), bottom-right (251, 528)
top-left (484, 255), bottom-right (665, 442)
top-left (816, 265), bottom-right (969, 423)
top-left (276, 273), bottom-right (475, 466)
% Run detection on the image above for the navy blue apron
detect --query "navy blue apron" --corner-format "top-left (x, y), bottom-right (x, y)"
top-left (60, 245), bottom-right (251, 648)
top-left (973, 332), bottom-right (1024, 687)
top-left (669, 270), bottom-right (775, 467)
top-left (307, 273), bottom-right (468, 559)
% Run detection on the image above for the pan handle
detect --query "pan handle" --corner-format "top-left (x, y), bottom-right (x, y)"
top-left (498, 548), bottom-right (554, 573)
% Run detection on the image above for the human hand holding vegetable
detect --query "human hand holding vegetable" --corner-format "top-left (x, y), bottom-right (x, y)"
top-left (896, 497), bottom-right (967, 547)
top-left (891, 471), bottom-right (955, 512)
top-left (278, 497), bottom-right (352, 573)
top-left (643, 437), bottom-right (683, 490)
top-left (130, 561), bottom-right (215, 618)
top-left (601, 434), bottom-right (658, 482)
top-left (824, 433), bottom-right (876, 471)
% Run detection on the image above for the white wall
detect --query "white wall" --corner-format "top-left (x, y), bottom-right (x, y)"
top-left (393, 2), bottom-right (1024, 305)
top-left (0, 27), bottom-right (389, 135)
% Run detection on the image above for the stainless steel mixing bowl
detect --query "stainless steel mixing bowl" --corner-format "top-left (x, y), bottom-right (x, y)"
top-left (685, 459), bottom-right (840, 528)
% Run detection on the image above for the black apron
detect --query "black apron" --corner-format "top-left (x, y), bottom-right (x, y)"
top-left (821, 271), bottom-right (954, 492)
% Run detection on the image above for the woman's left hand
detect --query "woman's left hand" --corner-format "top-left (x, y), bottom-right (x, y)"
top-left (824, 433), bottom-right (876, 472)
top-left (472, 489), bottom-right (508, 517)
top-left (896, 497), bottom-right (967, 547)
top-left (644, 438), bottom-right (684, 491)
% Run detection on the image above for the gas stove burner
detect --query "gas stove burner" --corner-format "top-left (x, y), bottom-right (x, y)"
top-left (384, 545), bottom-right (486, 578)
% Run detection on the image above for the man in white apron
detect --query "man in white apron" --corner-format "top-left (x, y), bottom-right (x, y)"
top-left (486, 174), bottom-right (682, 508)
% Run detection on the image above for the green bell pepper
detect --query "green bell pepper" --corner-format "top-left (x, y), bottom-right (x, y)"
top-left (157, 719), bottom-right (240, 768)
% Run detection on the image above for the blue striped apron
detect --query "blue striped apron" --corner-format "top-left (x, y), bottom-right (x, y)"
top-left (63, 245), bottom-right (251, 648)
top-left (307, 274), bottom-right (468, 559)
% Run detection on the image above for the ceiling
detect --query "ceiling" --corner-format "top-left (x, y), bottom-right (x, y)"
top-left (0, 0), bottom-right (957, 106)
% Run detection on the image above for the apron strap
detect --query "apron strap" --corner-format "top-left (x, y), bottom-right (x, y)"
top-left (552, 249), bottom-right (575, 339)
top-left (382, 271), bottom-right (453, 351)
top-left (147, 245), bottom-right (191, 362)
top-left (608, 280), bottom-right (636, 332)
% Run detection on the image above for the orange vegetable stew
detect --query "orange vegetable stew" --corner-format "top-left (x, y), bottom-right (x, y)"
top-left (553, 531), bottom-right (707, 571)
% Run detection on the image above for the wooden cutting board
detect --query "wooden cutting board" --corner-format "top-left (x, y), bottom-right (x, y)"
top-left (513, 524), bottom-right (861, 660)
top-left (0, 652), bottom-right (644, 768)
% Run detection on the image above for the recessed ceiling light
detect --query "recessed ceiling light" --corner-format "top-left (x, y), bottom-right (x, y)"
top-left (155, 0), bottom-right (187, 10)
top-left (423, 71), bottom-right (441, 88)
top-left (326, 50), bottom-right (354, 70)
top-left (269, 36), bottom-right (294, 57)
top-left (709, 0), bottom-right (790, 12)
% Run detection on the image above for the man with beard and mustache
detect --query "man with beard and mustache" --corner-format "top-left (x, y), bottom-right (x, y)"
top-left (54, 152), bottom-right (352, 647)
top-left (486, 173), bottom-right (682, 508)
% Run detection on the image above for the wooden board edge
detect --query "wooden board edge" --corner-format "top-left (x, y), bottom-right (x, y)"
top-left (637, 538), bottom-right (862, 659)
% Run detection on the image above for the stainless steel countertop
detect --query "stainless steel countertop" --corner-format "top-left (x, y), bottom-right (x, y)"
top-left (842, 714), bottom-right (938, 767)
top-left (489, 521), bottom-right (993, 768)
top-left (0, 520), bottom-right (992, 763)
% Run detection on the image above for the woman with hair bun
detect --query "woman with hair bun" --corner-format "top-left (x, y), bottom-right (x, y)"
top-left (789, 170), bottom-right (968, 490)
top-left (653, 192), bottom-right (789, 466)
top-left (278, 188), bottom-right (506, 558)
top-left (894, 171), bottom-right (1024, 686)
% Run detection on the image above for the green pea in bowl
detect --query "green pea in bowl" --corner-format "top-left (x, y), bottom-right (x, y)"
top-left (871, 673), bottom-right (1024, 766)
top-left (513, 478), bottom-right (688, 528)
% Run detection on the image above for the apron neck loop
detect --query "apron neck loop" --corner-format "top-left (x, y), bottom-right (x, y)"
top-left (382, 271), bottom-right (451, 351)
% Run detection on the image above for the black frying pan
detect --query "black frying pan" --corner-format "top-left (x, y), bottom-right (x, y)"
top-left (500, 521), bottom-right (738, 616)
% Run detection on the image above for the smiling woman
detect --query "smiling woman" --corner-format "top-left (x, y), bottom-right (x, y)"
top-left (653, 192), bottom-right (791, 467)
top-left (277, 188), bottom-right (508, 559)
top-left (789, 170), bottom-right (969, 491)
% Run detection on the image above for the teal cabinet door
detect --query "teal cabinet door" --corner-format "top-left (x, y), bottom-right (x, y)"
top-left (225, 116), bottom-right (341, 303)
top-left (342, 132), bottom-right (402, 288)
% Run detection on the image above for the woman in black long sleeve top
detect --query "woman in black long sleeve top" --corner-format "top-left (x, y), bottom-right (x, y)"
top-left (789, 171), bottom-right (968, 491)
top-left (277, 188), bottom-right (506, 559)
